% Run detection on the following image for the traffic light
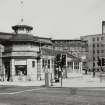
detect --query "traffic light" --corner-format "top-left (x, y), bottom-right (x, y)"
top-left (61, 54), bottom-right (66, 67)
top-left (97, 57), bottom-right (101, 66)
top-left (54, 60), bottom-right (59, 68)
top-left (56, 54), bottom-right (61, 62)
top-left (56, 54), bottom-right (61, 67)
top-left (102, 58), bottom-right (105, 66)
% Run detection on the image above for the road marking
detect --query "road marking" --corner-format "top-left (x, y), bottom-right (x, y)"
top-left (0, 88), bottom-right (45, 95)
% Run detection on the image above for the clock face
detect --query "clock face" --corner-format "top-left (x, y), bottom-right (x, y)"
top-left (81, 56), bottom-right (86, 60)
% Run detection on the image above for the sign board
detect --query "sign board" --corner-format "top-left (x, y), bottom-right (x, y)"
top-left (14, 59), bottom-right (26, 65)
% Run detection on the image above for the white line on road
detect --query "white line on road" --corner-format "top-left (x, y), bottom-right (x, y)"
top-left (0, 88), bottom-right (45, 95)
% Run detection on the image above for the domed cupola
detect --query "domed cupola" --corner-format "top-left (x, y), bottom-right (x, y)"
top-left (12, 25), bottom-right (33, 34)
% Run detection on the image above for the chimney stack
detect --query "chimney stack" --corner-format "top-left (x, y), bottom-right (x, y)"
top-left (102, 21), bottom-right (105, 35)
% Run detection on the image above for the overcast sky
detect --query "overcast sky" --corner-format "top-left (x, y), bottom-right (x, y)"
top-left (0, 0), bottom-right (105, 39)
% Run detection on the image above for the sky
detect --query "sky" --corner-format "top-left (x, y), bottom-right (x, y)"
top-left (0, 0), bottom-right (105, 39)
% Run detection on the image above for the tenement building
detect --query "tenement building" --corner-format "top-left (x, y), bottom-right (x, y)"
top-left (0, 24), bottom-right (83, 82)
top-left (81, 34), bottom-right (105, 71)
top-left (81, 21), bottom-right (105, 72)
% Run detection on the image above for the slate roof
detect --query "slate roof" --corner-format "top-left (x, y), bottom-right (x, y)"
top-left (9, 34), bottom-right (38, 42)
top-left (0, 32), bottom-right (14, 40)
top-left (9, 34), bottom-right (52, 45)
top-left (0, 32), bottom-right (52, 45)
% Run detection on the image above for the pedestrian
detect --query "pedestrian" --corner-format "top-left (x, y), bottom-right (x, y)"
top-left (93, 68), bottom-right (95, 77)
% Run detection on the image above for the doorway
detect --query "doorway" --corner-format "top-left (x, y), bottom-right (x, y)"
top-left (15, 65), bottom-right (27, 76)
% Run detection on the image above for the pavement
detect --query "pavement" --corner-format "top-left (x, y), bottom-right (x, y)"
top-left (52, 75), bottom-right (105, 87)
top-left (0, 80), bottom-right (45, 87)
top-left (0, 74), bottom-right (105, 87)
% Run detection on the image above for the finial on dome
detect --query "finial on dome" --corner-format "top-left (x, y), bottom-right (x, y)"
top-left (11, 0), bottom-right (33, 34)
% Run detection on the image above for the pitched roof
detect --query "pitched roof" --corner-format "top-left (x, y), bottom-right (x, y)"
top-left (0, 32), bottom-right (52, 45)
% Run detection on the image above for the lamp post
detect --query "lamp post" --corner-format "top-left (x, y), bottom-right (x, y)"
top-left (50, 45), bottom-right (54, 86)
top-left (39, 40), bottom-right (42, 80)
top-left (37, 40), bottom-right (42, 80)
top-left (0, 46), bottom-right (3, 81)
top-left (61, 65), bottom-right (63, 87)
top-left (93, 55), bottom-right (95, 77)
top-left (44, 63), bottom-right (50, 87)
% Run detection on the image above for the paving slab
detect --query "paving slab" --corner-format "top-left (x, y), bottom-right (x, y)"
top-left (0, 75), bottom-right (105, 87)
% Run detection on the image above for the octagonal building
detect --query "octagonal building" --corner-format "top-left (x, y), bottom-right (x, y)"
top-left (0, 25), bottom-right (53, 81)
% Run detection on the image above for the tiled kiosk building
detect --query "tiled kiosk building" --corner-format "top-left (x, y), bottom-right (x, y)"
top-left (0, 25), bottom-right (53, 81)
top-left (0, 25), bottom-right (84, 82)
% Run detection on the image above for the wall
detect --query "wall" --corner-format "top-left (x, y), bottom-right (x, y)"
top-left (11, 59), bottom-right (37, 81)
top-left (27, 59), bottom-right (37, 81)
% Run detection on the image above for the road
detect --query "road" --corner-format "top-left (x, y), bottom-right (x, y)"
top-left (0, 86), bottom-right (105, 105)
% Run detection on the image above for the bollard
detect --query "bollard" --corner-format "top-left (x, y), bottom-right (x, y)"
top-left (45, 72), bottom-right (49, 87)
top-left (50, 73), bottom-right (53, 86)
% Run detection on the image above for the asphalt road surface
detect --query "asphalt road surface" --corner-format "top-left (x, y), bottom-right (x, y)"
top-left (0, 86), bottom-right (105, 105)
